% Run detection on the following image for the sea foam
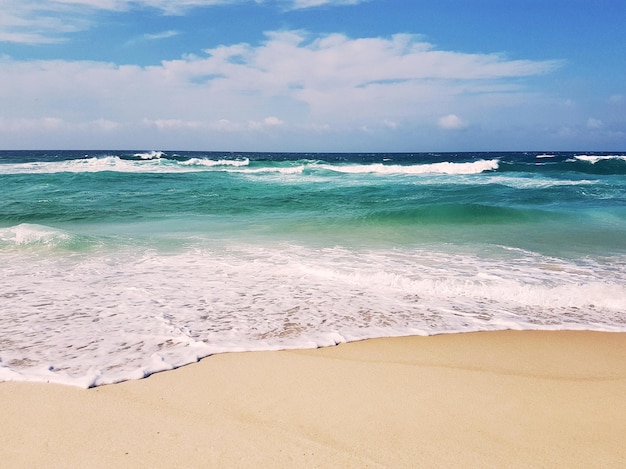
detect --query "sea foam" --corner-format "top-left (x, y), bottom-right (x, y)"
top-left (573, 154), bottom-right (626, 164)
top-left (180, 157), bottom-right (250, 167)
top-left (316, 159), bottom-right (499, 175)
top-left (1, 157), bottom-right (499, 176)
top-left (1, 241), bottom-right (624, 388)
top-left (0, 223), bottom-right (72, 247)
top-left (134, 150), bottom-right (164, 160)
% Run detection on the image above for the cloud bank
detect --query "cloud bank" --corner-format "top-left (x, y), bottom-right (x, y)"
top-left (438, 114), bottom-right (467, 130)
top-left (0, 0), bottom-right (368, 44)
top-left (0, 30), bottom-right (565, 149)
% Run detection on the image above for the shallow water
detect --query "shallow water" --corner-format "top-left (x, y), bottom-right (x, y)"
top-left (1, 150), bottom-right (625, 386)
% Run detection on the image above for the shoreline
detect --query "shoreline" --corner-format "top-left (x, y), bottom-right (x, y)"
top-left (2, 330), bottom-right (626, 468)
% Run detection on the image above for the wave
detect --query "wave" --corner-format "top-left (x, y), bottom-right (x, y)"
top-left (0, 156), bottom-right (133, 174)
top-left (0, 155), bottom-right (251, 175)
top-left (0, 155), bottom-right (499, 176)
top-left (315, 159), bottom-right (500, 175)
top-left (236, 165), bottom-right (305, 175)
top-left (180, 157), bottom-right (250, 167)
top-left (133, 150), bottom-right (164, 160)
top-left (572, 154), bottom-right (626, 164)
top-left (561, 154), bottom-right (626, 175)
top-left (0, 224), bottom-right (110, 253)
top-left (0, 223), bottom-right (75, 248)
top-left (2, 152), bottom-right (623, 177)
top-left (495, 153), bottom-right (626, 176)
top-left (365, 203), bottom-right (562, 225)
top-left (485, 175), bottom-right (596, 189)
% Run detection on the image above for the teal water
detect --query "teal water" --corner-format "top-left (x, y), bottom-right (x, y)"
top-left (1, 151), bottom-right (625, 386)
top-left (2, 151), bottom-right (625, 253)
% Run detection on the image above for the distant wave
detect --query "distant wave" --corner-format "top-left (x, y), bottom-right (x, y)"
top-left (180, 157), bottom-right (250, 167)
top-left (133, 150), bottom-right (164, 160)
top-left (0, 156), bottom-right (499, 176)
top-left (572, 154), bottom-right (626, 164)
top-left (236, 165), bottom-right (305, 175)
top-left (315, 159), bottom-right (500, 175)
top-left (0, 155), bottom-right (250, 174)
top-left (561, 154), bottom-right (626, 175)
top-left (5, 153), bottom-right (624, 176)
top-left (485, 176), bottom-right (597, 189)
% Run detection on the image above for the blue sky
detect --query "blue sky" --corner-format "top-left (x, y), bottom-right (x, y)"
top-left (1, 0), bottom-right (624, 151)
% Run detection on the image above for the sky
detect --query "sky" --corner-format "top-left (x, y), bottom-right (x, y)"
top-left (0, 0), bottom-right (624, 152)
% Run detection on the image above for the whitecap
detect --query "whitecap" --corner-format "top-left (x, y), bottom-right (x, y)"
top-left (0, 223), bottom-right (72, 247)
top-left (134, 151), bottom-right (164, 160)
top-left (180, 157), bottom-right (250, 167)
top-left (315, 159), bottom-right (499, 175)
top-left (573, 154), bottom-right (626, 164)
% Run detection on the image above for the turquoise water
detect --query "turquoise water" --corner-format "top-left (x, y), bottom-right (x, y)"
top-left (1, 151), bottom-right (625, 386)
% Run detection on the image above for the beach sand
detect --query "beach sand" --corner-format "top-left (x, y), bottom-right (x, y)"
top-left (2, 330), bottom-right (625, 468)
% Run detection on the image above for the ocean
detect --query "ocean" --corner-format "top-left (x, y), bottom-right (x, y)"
top-left (1, 150), bottom-right (625, 387)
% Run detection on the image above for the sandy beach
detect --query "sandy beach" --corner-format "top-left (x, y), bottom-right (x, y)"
top-left (2, 330), bottom-right (625, 468)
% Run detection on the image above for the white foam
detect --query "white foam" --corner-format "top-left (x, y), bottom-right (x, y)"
top-left (573, 154), bottom-right (626, 164)
top-left (235, 165), bottom-right (305, 175)
top-left (484, 175), bottom-right (597, 189)
top-left (0, 157), bottom-right (499, 177)
top-left (1, 241), bottom-right (624, 387)
top-left (134, 151), bottom-right (164, 160)
top-left (316, 159), bottom-right (499, 175)
top-left (0, 156), bottom-right (294, 175)
top-left (0, 223), bottom-right (72, 247)
top-left (180, 157), bottom-right (250, 167)
top-left (0, 156), bottom-right (140, 174)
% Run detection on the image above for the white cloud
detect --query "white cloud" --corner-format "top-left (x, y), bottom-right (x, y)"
top-left (0, 1), bottom-right (224, 43)
top-left (437, 114), bottom-right (467, 130)
top-left (0, 1), bottom-right (91, 44)
top-left (143, 30), bottom-right (180, 41)
top-left (0, 117), bottom-right (64, 132)
top-left (88, 118), bottom-right (120, 131)
top-left (186, 31), bottom-right (559, 124)
top-left (285, 0), bottom-right (366, 9)
top-left (0, 30), bottom-right (561, 149)
top-left (124, 30), bottom-right (181, 46)
top-left (586, 118), bottom-right (603, 129)
top-left (0, 1), bottom-right (369, 44)
top-left (0, 116), bottom-right (122, 134)
top-left (259, 116), bottom-right (284, 126)
top-left (29, 1), bottom-right (236, 13)
top-left (143, 116), bottom-right (284, 132)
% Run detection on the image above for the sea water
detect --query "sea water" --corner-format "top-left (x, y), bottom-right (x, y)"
top-left (1, 151), bottom-right (625, 387)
